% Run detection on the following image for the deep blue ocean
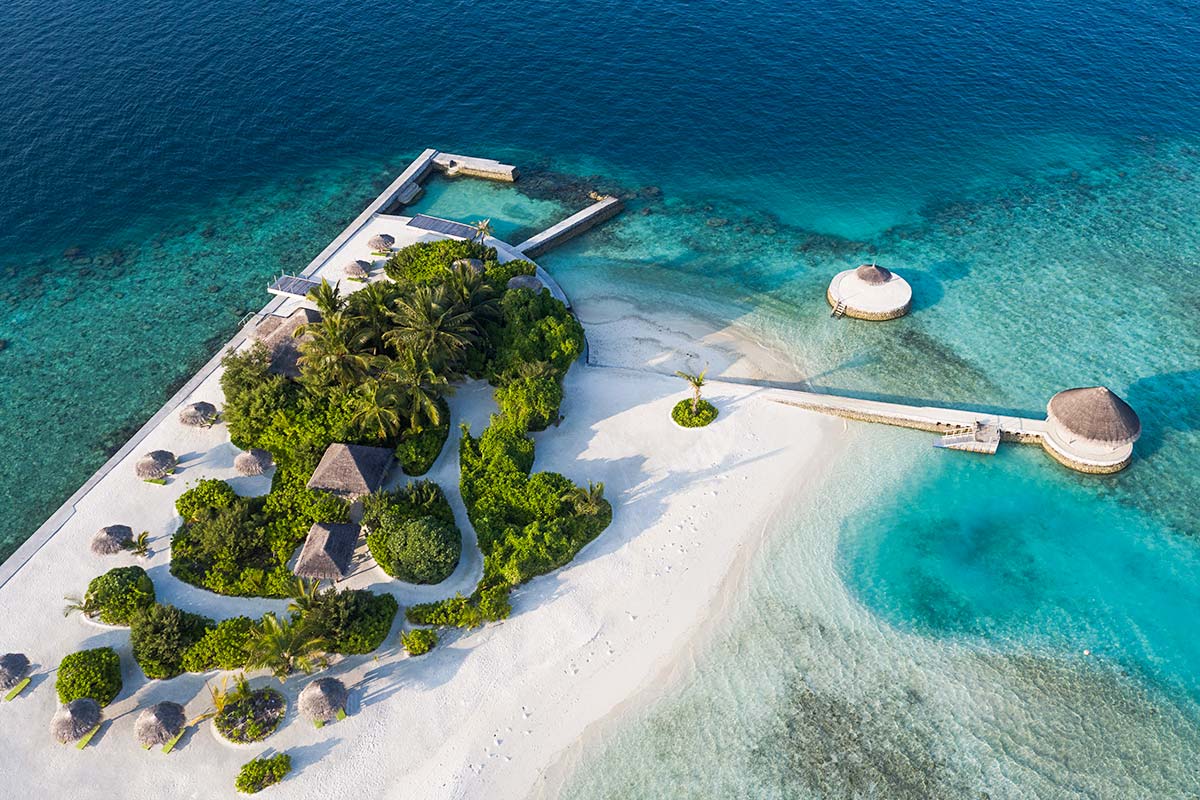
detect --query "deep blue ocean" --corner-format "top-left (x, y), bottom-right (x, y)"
top-left (2, 1), bottom-right (1198, 795)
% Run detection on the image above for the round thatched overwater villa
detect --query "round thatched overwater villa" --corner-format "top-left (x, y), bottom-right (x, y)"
top-left (1041, 386), bottom-right (1141, 473)
top-left (827, 263), bottom-right (912, 320)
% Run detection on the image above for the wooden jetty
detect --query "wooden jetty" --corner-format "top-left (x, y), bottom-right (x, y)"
top-left (516, 196), bottom-right (624, 258)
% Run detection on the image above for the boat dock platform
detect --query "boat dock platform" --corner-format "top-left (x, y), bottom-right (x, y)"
top-left (516, 196), bottom-right (624, 258)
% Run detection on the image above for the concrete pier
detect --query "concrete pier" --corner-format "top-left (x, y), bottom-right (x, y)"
top-left (516, 196), bottom-right (624, 258)
top-left (432, 152), bottom-right (519, 182)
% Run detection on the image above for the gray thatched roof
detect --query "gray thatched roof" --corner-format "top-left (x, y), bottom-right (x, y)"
top-left (135, 701), bottom-right (186, 747)
top-left (235, 448), bottom-right (273, 476)
top-left (368, 233), bottom-right (395, 251)
top-left (135, 450), bottom-right (176, 480)
top-left (1047, 386), bottom-right (1141, 445)
top-left (179, 401), bottom-right (218, 426)
top-left (507, 274), bottom-right (545, 292)
top-left (91, 524), bottom-right (133, 556)
top-left (298, 677), bottom-right (348, 722)
top-left (253, 307), bottom-right (322, 378)
top-left (855, 264), bottom-right (893, 285)
top-left (345, 259), bottom-right (371, 278)
top-left (306, 443), bottom-right (393, 497)
top-left (0, 653), bottom-right (30, 690)
top-left (293, 523), bottom-right (360, 580)
top-left (451, 258), bottom-right (485, 275)
top-left (51, 698), bottom-right (101, 743)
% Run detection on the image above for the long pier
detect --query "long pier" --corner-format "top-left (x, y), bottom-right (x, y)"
top-left (765, 388), bottom-right (1047, 443)
top-left (516, 196), bottom-right (624, 258)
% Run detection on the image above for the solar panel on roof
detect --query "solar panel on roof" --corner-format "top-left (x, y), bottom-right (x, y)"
top-left (268, 275), bottom-right (320, 297)
top-left (407, 214), bottom-right (476, 239)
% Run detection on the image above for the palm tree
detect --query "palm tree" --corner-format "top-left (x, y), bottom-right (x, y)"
top-left (383, 351), bottom-right (451, 432)
top-left (287, 578), bottom-right (325, 618)
top-left (123, 531), bottom-right (151, 558)
top-left (471, 218), bottom-right (493, 244)
top-left (562, 481), bottom-right (606, 515)
top-left (192, 673), bottom-right (247, 724)
top-left (385, 285), bottom-right (478, 371)
top-left (305, 278), bottom-right (347, 318)
top-left (244, 613), bottom-right (329, 683)
top-left (347, 281), bottom-right (401, 355)
top-left (674, 368), bottom-right (708, 414)
top-left (351, 378), bottom-right (403, 440)
top-left (445, 264), bottom-right (500, 336)
top-left (62, 594), bottom-right (97, 619)
top-left (298, 313), bottom-right (372, 386)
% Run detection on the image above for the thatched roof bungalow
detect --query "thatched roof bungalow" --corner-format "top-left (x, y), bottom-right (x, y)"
top-left (252, 307), bottom-right (322, 378)
top-left (135, 450), bottom-right (176, 481)
top-left (135, 701), bottom-right (186, 748)
top-left (306, 443), bottom-right (393, 499)
top-left (293, 522), bottom-right (360, 581)
top-left (298, 677), bottom-right (348, 723)
top-left (826, 262), bottom-right (912, 321)
top-left (179, 401), bottom-right (218, 427)
top-left (235, 448), bottom-right (274, 476)
top-left (1042, 386), bottom-right (1140, 473)
top-left (0, 653), bottom-right (30, 690)
top-left (51, 698), bottom-right (101, 743)
top-left (91, 524), bottom-right (133, 555)
top-left (451, 257), bottom-right (485, 275)
top-left (507, 274), bottom-right (545, 293)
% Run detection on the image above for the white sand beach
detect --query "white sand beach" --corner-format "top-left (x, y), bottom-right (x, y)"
top-left (0, 286), bottom-right (844, 799)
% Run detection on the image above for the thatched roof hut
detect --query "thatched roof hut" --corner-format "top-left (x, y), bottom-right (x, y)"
top-left (253, 307), bottom-right (322, 378)
top-left (1046, 387), bottom-right (1141, 446)
top-left (507, 274), bottom-right (544, 293)
top-left (179, 401), bottom-right (218, 427)
top-left (855, 263), bottom-right (893, 285)
top-left (306, 443), bottom-right (393, 498)
top-left (135, 701), bottom-right (186, 748)
top-left (0, 653), bottom-right (30, 690)
top-left (368, 233), bottom-right (395, 251)
top-left (91, 524), bottom-right (133, 555)
top-left (51, 698), bottom-right (101, 743)
top-left (135, 450), bottom-right (176, 480)
top-left (345, 260), bottom-right (371, 278)
top-left (451, 258), bottom-right (485, 275)
top-left (293, 523), bottom-right (360, 580)
top-left (235, 448), bottom-right (274, 476)
top-left (298, 677), bottom-right (348, 723)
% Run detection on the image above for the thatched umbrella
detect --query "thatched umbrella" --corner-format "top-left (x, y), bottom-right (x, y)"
top-left (91, 524), bottom-right (133, 555)
top-left (135, 450), bottom-right (176, 481)
top-left (507, 274), bottom-right (544, 292)
top-left (855, 263), bottom-right (893, 285)
top-left (179, 401), bottom-right (218, 427)
top-left (235, 448), bottom-right (273, 476)
top-left (298, 677), bottom-right (348, 723)
top-left (0, 653), bottom-right (30, 690)
top-left (345, 260), bottom-right (371, 279)
top-left (1046, 387), bottom-right (1141, 446)
top-left (51, 698), bottom-right (101, 743)
top-left (368, 233), bottom-right (395, 251)
top-left (135, 701), bottom-right (186, 748)
top-left (451, 258), bottom-right (485, 275)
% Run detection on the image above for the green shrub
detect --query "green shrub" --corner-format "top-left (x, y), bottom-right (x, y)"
top-left (181, 616), bottom-right (254, 672)
top-left (495, 375), bottom-right (564, 431)
top-left (401, 628), bottom-right (438, 656)
top-left (236, 753), bottom-right (292, 794)
top-left (671, 399), bottom-right (718, 428)
top-left (176, 478), bottom-right (238, 522)
top-left (485, 258), bottom-right (536, 288)
top-left (130, 603), bottom-right (213, 679)
top-left (490, 289), bottom-right (585, 380)
top-left (406, 594), bottom-right (484, 628)
top-left (82, 565), bottom-right (155, 625)
top-left (395, 415), bottom-right (450, 476)
top-left (368, 516), bottom-right (461, 584)
top-left (215, 687), bottom-right (286, 744)
top-left (304, 590), bottom-right (398, 655)
top-left (56, 647), bottom-right (122, 706)
top-left (384, 239), bottom-right (495, 285)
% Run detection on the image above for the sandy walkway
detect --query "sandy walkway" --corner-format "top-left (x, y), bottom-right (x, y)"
top-left (0, 310), bottom-right (843, 799)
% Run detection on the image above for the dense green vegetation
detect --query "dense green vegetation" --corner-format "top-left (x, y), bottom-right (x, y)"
top-left (66, 565), bottom-right (155, 625)
top-left (364, 481), bottom-right (461, 584)
top-left (175, 478), bottom-right (238, 521)
top-left (56, 647), bottom-right (122, 706)
top-left (383, 239), bottom-right (494, 285)
top-left (181, 616), bottom-right (256, 672)
top-left (672, 398), bottom-right (718, 427)
top-left (215, 686), bottom-right (286, 744)
top-left (236, 753), bottom-right (292, 794)
top-left (401, 628), bottom-right (438, 656)
top-left (130, 603), bottom-right (212, 679)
